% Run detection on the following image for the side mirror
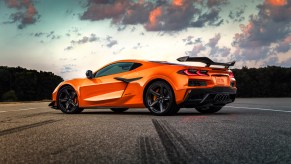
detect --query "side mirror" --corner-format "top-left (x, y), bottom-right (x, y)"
top-left (86, 70), bottom-right (93, 79)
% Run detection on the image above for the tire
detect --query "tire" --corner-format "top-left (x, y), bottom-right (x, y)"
top-left (195, 105), bottom-right (223, 114)
top-left (110, 108), bottom-right (129, 113)
top-left (144, 81), bottom-right (180, 116)
top-left (57, 86), bottom-right (84, 114)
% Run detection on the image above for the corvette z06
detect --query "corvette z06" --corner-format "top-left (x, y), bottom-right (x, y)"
top-left (49, 56), bottom-right (237, 115)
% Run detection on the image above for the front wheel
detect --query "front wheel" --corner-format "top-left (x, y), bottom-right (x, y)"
top-left (144, 81), bottom-right (180, 116)
top-left (195, 105), bottom-right (223, 114)
top-left (110, 108), bottom-right (129, 113)
top-left (57, 86), bottom-right (84, 114)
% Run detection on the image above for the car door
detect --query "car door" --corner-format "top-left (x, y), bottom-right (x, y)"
top-left (80, 62), bottom-right (134, 106)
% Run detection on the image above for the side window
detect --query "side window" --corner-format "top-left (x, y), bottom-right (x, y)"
top-left (130, 63), bottom-right (142, 70)
top-left (95, 62), bottom-right (134, 77)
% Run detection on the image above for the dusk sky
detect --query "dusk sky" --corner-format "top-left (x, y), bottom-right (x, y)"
top-left (0, 0), bottom-right (290, 79)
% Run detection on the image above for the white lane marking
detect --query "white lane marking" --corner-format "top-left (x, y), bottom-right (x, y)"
top-left (0, 107), bottom-right (47, 113)
top-left (17, 108), bottom-right (37, 111)
top-left (230, 103), bottom-right (291, 108)
top-left (225, 106), bottom-right (291, 113)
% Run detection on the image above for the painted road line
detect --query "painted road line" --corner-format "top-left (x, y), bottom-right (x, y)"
top-left (225, 106), bottom-right (291, 113)
top-left (17, 108), bottom-right (37, 111)
top-left (0, 107), bottom-right (47, 113)
top-left (229, 103), bottom-right (291, 109)
top-left (13, 107), bottom-right (48, 111)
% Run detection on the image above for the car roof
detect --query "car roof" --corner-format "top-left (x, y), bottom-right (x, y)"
top-left (114, 59), bottom-right (186, 66)
top-left (114, 59), bottom-right (147, 63)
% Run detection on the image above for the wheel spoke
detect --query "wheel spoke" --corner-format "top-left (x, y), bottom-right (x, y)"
top-left (163, 96), bottom-right (170, 101)
top-left (70, 102), bottom-right (76, 107)
top-left (59, 98), bottom-right (68, 103)
top-left (150, 89), bottom-right (160, 97)
top-left (149, 100), bottom-right (159, 107)
top-left (159, 102), bottom-right (164, 112)
top-left (71, 92), bottom-right (77, 99)
top-left (64, 89), bottom-right (71, 98)
top-left (65, 102), bottom-right (70, 110)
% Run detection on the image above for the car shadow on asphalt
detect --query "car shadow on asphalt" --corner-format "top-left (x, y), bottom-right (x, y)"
top-left (51, 111), bottom-right (234, 116)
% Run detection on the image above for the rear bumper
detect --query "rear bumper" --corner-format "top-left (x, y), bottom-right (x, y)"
top-left (48, 101), bottom-right (58, 109)
top-left (180, 87), bottom-right (236, 107)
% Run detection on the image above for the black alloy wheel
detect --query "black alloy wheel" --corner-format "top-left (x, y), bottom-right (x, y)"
top-left (195, 105), bottom-right (223, 114)
top-left (57, 86), bottom-right (84, 114)
top-left (110, 108), bottom-right (129, 113)
top-left (145, 81), bottom-right (180, 115)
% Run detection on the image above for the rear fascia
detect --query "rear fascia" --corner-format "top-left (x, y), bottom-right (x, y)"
top-left (180, 87), bottom-right (236, 108)
top-left (172, 66), bottom-right (237, 107)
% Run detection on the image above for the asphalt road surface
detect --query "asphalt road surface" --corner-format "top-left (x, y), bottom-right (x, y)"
top-left (1, 98), bottom-right (291, 164)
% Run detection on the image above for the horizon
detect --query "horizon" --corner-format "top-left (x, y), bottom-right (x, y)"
top-left (0, 0), bottom-right (290, 79)
top-left (1, 62), bottom-right (290, 80)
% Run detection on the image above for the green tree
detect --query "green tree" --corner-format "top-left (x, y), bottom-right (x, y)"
top-left (0, 66), bottom-right (63, 101)
top-left (1, 90), bottom-right (17, 101)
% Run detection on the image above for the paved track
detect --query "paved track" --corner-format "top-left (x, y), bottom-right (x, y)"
top-left (0, 98), bottom-right (291, 163)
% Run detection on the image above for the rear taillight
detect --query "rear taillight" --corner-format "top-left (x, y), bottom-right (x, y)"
top-left (229, 71), bottom-right (234, 78)
top-left (178, 69), bottom-right (208, 76)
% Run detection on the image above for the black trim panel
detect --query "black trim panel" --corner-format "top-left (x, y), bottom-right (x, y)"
top-left (48, 101), bottom-right (58, 109)
top-left (114, 77), bottom-right (143, 83)
top-left (180, 87), bottom-right (237, 108)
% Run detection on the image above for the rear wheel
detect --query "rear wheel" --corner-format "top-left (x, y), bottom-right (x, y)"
top-left (110, 108), bottom-right (129, 113)
top-left (195, 105), bottom-right (223, 114)
top-left (144, 81), bottom-right (180, 116)
top-left (57, 86), bottom-right (84, 114)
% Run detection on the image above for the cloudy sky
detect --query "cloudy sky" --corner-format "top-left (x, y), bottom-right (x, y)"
top-left (0, 0), bottom-right (290, 79)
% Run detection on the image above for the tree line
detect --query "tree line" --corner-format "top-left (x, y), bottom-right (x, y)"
top-left (0, 66), bottom-right (290, 101)
top-left (0, 66), bottom-right (63, 101)
top-left (232, 66), bottom-right (291, 97)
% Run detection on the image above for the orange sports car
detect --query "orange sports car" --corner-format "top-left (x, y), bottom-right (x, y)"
top-left (49, 56), bottom-right (237, 115)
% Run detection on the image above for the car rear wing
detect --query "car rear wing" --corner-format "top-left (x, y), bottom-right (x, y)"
top-left (177, 56), bottom-right (235, 68)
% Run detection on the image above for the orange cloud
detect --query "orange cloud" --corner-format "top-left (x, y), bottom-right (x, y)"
top-left (284, 35), bottom-right (291, 43)
top-left (22, 0), bottom-right (31, 6)
top-left (173, 0), bottom-right (183, 6)
top-left (265, 0), bottom-right (287, 6)
top-left (27, 4), bottom-right (36, 15)
top-left (81, 0), bottom-right (128, 22)
top-left (148, 7), bottom-right (162, 28)
top-left (5, 0), bottom-right (20, 8)
top-left (4, 0), bottom-right (38, 28)
top-left (239, 22), bottom-right (254, 37)
top-left (82, 0), bottom-right (226, 31)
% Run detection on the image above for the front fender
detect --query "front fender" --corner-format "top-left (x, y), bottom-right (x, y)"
top-left (51, 79), bottom-right (84, 104)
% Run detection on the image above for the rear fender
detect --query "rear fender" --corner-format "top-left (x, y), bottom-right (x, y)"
top-left (142, 75), bottom-right (186, 104)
